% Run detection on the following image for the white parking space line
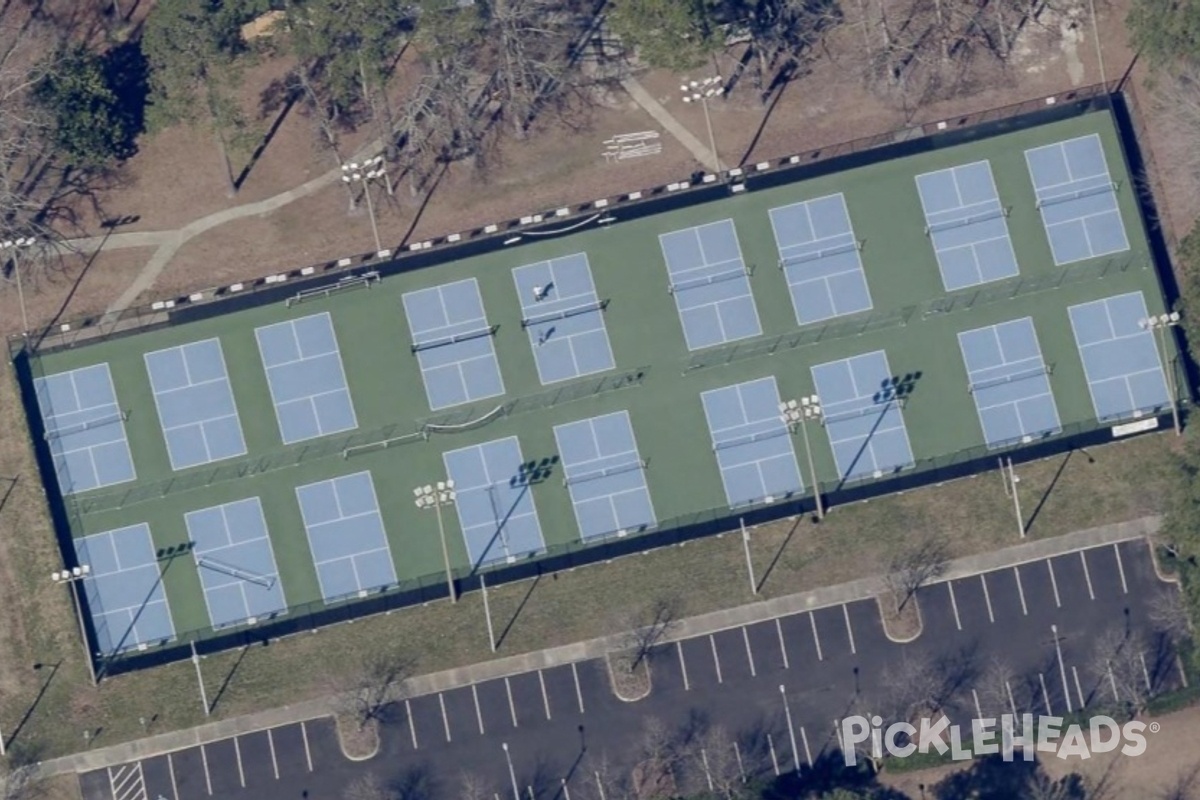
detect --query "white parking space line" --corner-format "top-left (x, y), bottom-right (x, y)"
top-left (538, 670), bottom-right (552, 720)
top-left (1047, 560), bottom-right (1062, 608)
top-left (505, 677), bottom-right (519, 727)
top-left (809, 613), bottom-right (824, 661)
top-left (108, 762), bottom-right (146, 800)
top-left (1115, 544), bottom-right (1129, 594)
top-left (677, 641), bottom-right (691, 691)
top-left (1107, 662), bottom-right (1119, 700)
top-left (947, 583), bottom-right (963, 630)
top-left (742, 627), bottom-right (757, 677)
top-left (439, 693), bottom-right (452, 741)
top-left (1140, 652), bottom-right (1152, 690)
top-left (472, 684), bottom-right (485, 735)
top-left (1005, 680), bottom-right (1017, 716)
top-left (972, 689), bottom-right (982, 719)
top-left (406, 699), bottom-right (419, 749)
top-left (301, 722), bottom-right (314, 772)
top-left (1014, 567), bottom-right (1029, 615)
top-left (800, 726), bottom-right (813, 768)
top-left (1039, 673), bottom-right (1052, 715)
top-left (200, 745), bottom-right (213, 796)
top-left (709, 635), bottom-right (724, 684)
top-left (234, 736), bottom-right (246, 788)
top-left (842, 605), bottom-right (857, 653)
top-left (268, 728), bottom-right (280, 780)
top-left (1080, 551), bottom-right (1096, 600)
top-left (1072, 666), bottom-right (1085, 709)
top-left (561, 778), bottom-right (572, 800)
top-left (980, 575), bottom-right (995, 623)
top-left (572, 662), bottom-right (586, 712)
top-left (168, 754), bottom-right (179, 800)
top-left (702, 749), bottom-right (714, 790)
top-left (767, 734), bottom-right (780, 775)
top-left (776, 618), bottom-right (790, 669)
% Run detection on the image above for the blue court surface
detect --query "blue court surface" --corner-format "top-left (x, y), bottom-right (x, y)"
top-left (1026, 135), bottom-right (1130, 265)
top-left (554, 411), bottom-right (657, 540)
top-left (34, 363), bottom-right (136, 494)
top-left (295, 471), bottom-right (397, 602)
top-left (443, 437), bottom-right (547, 567)
top-left (659, 220), bottom-right (762, 351)
top-left (958, 318), bottom-right (1062, 448)
top-left (915, 161), bottom-right (1020, 291)
top-left (75, 524), bottom-right (175, 655)
top-left (144, 339), bottom-right (247, 471)
top-left (701, 377), bottom-right (803, 508)
top-left (403, 278), bottom-right (506, 410)
top-left (255, 313), bottom-right (358, 445)
top-left (513, 254), bottom-right (615, 384)
top-left (1069, 291), bottom-right (1170, 422)
top-left (769, 193), bottom-right (873, 325)
top-left (811, 351), bottom-right (915, 481)
top-left (186, 497), bottom-right (287, 629)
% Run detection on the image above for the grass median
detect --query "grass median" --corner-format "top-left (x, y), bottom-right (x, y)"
top-left (0, 359), bottom-right (1171, 763)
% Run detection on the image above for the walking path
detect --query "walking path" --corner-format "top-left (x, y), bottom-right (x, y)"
top-left (29, 514), bottom-right (1161, 778)
top-left (620, 76), bottom-right (722, 170)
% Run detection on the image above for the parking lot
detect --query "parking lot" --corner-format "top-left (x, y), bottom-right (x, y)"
top-left (79, 538), bottom-right (1183, 800)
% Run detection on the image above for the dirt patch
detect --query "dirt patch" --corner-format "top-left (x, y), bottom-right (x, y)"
top-left (606, 651), bottom-right (652, 702)
top-left (332, 714), bottom-right (380, 761)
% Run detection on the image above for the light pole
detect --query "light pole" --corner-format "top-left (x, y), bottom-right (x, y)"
top-left (341, 156), bottom-right (388, 254)
top-left (190, 640), bottom-right (210, 716)
top-left (502, 742), bottom-right (520, 800)
top-left (781, 397), bottom-right (825, 520)
top-left (51, 565), bottom-right (97, 686)
top-left (414, 481), bottom-right (458, 603)
top-left (1139, 312), bottom-right (1182, 435)
top-left (680, 76), bottom-right (724, 174)
top-left (1, 237), bottom-right (35, 334)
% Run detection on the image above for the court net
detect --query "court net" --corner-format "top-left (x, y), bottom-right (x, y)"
top-left (44, 410), bottom-right (127, 441)
top-left (411, 324), bottom-right (498, 353)
top-left (562, 459), bottom-right (647, 487)
top-left (197, 555), bottom-right (276, 589)
top-left (521, 299), bottom-right (608, 328)
top-left (968, 364), bottom-right (1052, 394)
top-left (1036, 181), bottom-right (1118, 209)
top-left (286, 270), bottom-right (380, 307)
top-left (925, 206), bottom-right (1007, 235)
top-left (668, 267), bottom-right (748, 295)
top-left (713, 426), bottom-right (789, 452)
top-left (779, 240), bottom-right (860, 269)
top-left (821, 397), bottom-right (905, 425)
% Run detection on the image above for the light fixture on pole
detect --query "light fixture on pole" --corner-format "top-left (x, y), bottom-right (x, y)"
top-left (415, 480), bottom-right (458, 603)
top-left (780, 397), bottom-right (825, 519)
top-left (1, 236), bottom-right (36, 334)
top-left (341, 156), bottom-right (388, 255)
top-left (51, 565), bottom-right (97, 686)
top-left (680, 76), bottom-right (724, 175)
top-left (1138, 311), bottom-right (1182, 435)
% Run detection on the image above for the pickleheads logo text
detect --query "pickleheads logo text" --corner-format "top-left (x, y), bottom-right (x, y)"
top-left (837, 713), bottom-right (1156, 766)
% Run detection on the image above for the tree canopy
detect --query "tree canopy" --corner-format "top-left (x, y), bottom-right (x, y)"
top-left (607, 0), bottom-right (723, 71)
top-left (1127, 0), bottom-right (1200, 68)
top-left (34, 46), bottom-right (138, 169)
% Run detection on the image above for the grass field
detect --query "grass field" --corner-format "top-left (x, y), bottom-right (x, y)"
top-left (24, 106), bottom-right (1180, 658)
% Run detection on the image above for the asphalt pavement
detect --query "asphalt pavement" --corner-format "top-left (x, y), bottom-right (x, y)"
top-left (77, 538), bottom-right (1183, 800)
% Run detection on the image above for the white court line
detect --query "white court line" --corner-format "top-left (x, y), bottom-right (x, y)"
top-left (538, 670), bottom-right (552, 720)
top-left (439, 693), bottom-right (452, 741)
top-left (572, 662), bottom-right (586, 712)
top-left (506, 677), bottom-right (519, 727)
top-left (1073, 666), bottom-right (1085, 709)
top-left (809, 613), bottom-right (824, 661)
top-left (1039, 673), bottom-right (1052, 715)
top-left (1080, 551), bottom-right (1096, 600)
top-left (267, 729), bottom-right (280, 780)
top-left (1014, 567), bottom-right (1029, 615)
top-left (301, 722), bottom-right (313, 772)
top-left (980, 575), bottom-right (995, 623)
top-left (168, 754), bottom-right (179, 800)
top-left (677, 641), bottom-right (691, 691)
top-left (406, 699), bottom-right (419, 749)
top-left (742, 627), bottom-right (757, 677)
top-left (710, 635), bottom-right (724, 684)
top-left (473, 684), bottom-right (485, 735)
top-left (200, 744), bottom-right (213, 796)
top-left (842, 605), bottom-right (857, 653)
top-left (948, 583), bottom-right (963, 631)
top-left (776, 618), bottom-right (790, 669)
top-left (1115, 544), bottom-right (1129, 594)
top-left (234, 736), bottom-right (246, 788)
top-left (1047, 560), bottom-right (1062, 608)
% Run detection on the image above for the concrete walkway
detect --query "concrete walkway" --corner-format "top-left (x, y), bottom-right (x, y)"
top-left (31, 514), bottom-right (1161, 778)
top-left (620, 76), bottom-right (723, 171)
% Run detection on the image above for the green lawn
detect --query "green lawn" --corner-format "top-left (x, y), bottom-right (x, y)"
top-left (26, 106), bottom-right (1179, 657)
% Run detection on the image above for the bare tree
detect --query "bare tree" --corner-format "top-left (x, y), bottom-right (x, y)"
top-left (616, 595), bottom-right (680, 673)
top-left (1090, 627), bottom-right (1151, 712)
top-left (1148, 588), bottom-right (1193, 647)
top-left (976, 656), bottom-right (1019, 717)
top-left (686, 725), bottom-right (748, 800)
top-left (458, 771), bottom-right (492, 800)
top-left (330, 649), bottom-right (414, 730)
top-left (633, 716), bottom-right (680, 800)
top-left (883, 534), bottom-right (949, 614)
top-left (344, 774), bottom-right (397, 800)
top-left (584, 752), bottom-right (632, 800)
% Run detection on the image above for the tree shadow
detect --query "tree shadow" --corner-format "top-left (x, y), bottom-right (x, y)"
top-left (100, 39), bottom-right (149, 161)
top-left (236, 79), bottom-right (301, 191)
top-left (5, 660), bottom-right (61, 751)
